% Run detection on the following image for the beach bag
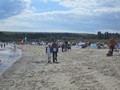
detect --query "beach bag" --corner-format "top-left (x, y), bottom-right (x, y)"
top-left (106, 49), bottom-right (112, 56)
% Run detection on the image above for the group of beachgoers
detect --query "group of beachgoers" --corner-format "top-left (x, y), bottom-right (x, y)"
top-left (46, 41), bottom-right (58, 63)
top-left (45, 37), bottom-right (119, 63)
top-left (0, 37), bottom-right (118, 64)
top-left (0, 42), bottom-right (16, 50)
top-left (0, 43), bottom-right (6, 48)
top-left (45, 41), bottom-right (72, 63)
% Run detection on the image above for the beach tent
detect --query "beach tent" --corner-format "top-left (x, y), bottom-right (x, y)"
top-left (90, 43), bottom-right (97, 47)
top-left (40, 41), bottom-right (46, 45)
top-left (77, 42), bottom-right (85, 46)
top-left (68, 42), bottom-right (72, 46)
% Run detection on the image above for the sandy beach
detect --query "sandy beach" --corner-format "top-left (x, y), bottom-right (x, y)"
top-left (0, 45), bottom-right (120, 90)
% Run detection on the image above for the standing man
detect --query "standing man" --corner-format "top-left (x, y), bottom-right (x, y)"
top-left (51, 41), bottom-right (59, 63)
top-left (3, 43), bottom-right (5, 48)
top-left (108, 37), bottom-right (116, 56)
top-left (13, 43), bottom-right (16, 52)
top-left (61, 43), bottom-right (65, 52)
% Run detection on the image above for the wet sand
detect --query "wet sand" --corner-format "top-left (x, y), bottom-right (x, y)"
top-left (0, 45), bottom-right (120, 90)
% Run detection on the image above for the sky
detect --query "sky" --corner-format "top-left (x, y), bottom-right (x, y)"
top-left (0, 0), bottom-right (120, 34)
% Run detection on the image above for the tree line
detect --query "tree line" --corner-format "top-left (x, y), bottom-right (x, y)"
top-left (97, 31), bottom-right (120, 39)
top-left (0, 31), bottom-right (120, 42)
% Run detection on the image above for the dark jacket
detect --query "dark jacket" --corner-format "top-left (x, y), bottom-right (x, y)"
top-left (51, 43), bottom-right (58, 53)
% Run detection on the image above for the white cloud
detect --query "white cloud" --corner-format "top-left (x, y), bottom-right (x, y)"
top-left (0, 0), bottom-right (34, 19)
top-left (0, 0), bottom-right (120, 33)
top-left (39, 0), bottom-right (48, 3)
top-left (94, 7), bottom-right (120, 14)
top-left (49, 0), bottom-right (120, 15)
top-left (59, 0), bottom-right (98, 8)
top-left (1, 0), bottom-right (120, 19)
top-left (0, 12), bottom-right (120, 33)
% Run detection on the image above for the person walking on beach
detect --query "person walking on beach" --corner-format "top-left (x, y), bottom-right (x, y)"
top-left (3, 43), bottom-right (5, 48)
top-left (1, 44), bottom-right (3, 48)
top-left (51, 41), bottom-right (59, 63)
top-left (14, 43), bottom-right (16, 52)
top-left (46, 44), bottom-right (52, 63)
top-left (61, 43), bottom-right (65, 52)
top-left (107, 37), bottom-right (116, 56)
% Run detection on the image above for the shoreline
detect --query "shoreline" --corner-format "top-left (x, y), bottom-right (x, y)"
top-left (0, 46), bottom-right (21, 76)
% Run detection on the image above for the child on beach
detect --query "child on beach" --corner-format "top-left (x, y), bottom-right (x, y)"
top-left (46, 44), bottom-right (52, 63)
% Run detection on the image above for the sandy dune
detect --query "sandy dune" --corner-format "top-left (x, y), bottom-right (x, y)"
top-left (0, 45), bottom-right (120, 90)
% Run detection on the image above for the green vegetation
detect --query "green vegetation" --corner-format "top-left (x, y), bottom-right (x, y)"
top-left (0, 31), bottom-right (120, 43)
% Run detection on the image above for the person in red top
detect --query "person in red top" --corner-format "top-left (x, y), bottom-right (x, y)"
top-left (109, 37), bottom-right (116, 55)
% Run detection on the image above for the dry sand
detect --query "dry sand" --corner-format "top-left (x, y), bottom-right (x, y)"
top-left (0, 45), bottom-right (120, 90)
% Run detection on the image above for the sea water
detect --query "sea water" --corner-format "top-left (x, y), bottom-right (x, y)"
top-left (0, 47), bottom-right (21, 75)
